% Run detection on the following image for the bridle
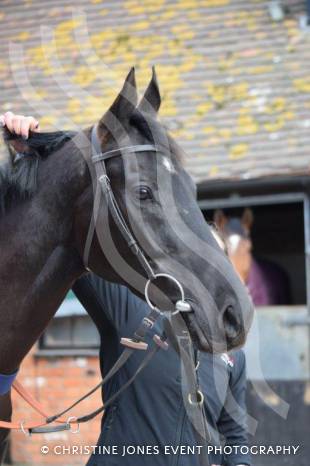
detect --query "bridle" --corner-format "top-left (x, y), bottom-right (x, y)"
top-left (1, 126), bottom-right (210, 462)
top-left (83, 126), bottom-right (158, 281)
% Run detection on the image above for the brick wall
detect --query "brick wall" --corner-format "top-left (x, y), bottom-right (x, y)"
top-left (10, 345), bottom-right (102, 465)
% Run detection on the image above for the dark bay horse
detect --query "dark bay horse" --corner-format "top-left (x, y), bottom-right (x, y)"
top-left (0, 69), bottom-right (253, 459)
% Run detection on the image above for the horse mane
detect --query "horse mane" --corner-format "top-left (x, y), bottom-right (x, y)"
top-left (0, 129), bottom-right (76, 215)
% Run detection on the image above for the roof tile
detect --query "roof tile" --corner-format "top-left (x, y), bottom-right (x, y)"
top-left (0, 0), bottom-right (309, 182)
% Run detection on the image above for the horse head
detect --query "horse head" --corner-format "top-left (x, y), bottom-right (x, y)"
top-left (1, 69), bottom-right (253, 354)
top-left (74, 68), bottom-right (254, 353)
top-left (214, 208), bottom-right (254, 284)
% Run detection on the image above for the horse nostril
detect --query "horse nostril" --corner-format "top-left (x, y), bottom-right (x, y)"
top-left (222, 305), bottom-right (240, 341)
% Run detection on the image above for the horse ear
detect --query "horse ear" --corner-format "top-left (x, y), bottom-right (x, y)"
top-left (241, 208), bottom-right (254, 231)
top-left (98, 67), bottom-right (137, 137)
top-left (213, 209), bottom-right (227, 231)
top-left (138, 66), bottom-right (161, 115)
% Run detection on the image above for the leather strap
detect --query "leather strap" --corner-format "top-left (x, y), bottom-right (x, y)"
top-left (47, 306), bottom-right (163, 425)
top-left (164, 315), bottom-right (211, 466)
top-left (82, 174), bottom-right (102, 269)
top-left (98, 174), bottom-right (155, 279)
top-left (0, 337), bottom-right (163, 432)
top-left (76, 340), bottom-right (164, 424)
top-left (92, 144), bottom-right (157, 162)
top-left (46, 347), bottom-right (134, 424)
top-left (0, 418), bottom-right (71, 433)
top-left (0, 379), bottom-right (76, 432)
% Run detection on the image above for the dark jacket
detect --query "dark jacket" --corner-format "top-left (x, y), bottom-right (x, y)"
top-left (73, 274), bottom-right (251, 466)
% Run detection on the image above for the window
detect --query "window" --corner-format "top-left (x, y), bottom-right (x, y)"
top-left (200, 192), bottom-right (310, 307)
top-left (41, 315), bottom-right (100, 350)
top-left (39, 291), bottom-right (100, 354)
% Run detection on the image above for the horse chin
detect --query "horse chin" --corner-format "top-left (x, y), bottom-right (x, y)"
top-left (181, 307), bottom-right (243, 354)
top-left (180, 312), bottom-right (212, 353)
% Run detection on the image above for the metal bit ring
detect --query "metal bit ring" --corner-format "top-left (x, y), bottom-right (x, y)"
top-left (145, 273), bottom-right (185, 312)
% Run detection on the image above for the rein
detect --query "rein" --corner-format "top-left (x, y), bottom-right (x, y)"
top-left (0, 126), bottom-right (210, 464)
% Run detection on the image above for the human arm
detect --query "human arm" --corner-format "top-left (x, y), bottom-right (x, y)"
top-left (72, 274), bottom-right (131, 334)
top-left (72, 273), bottom-right (148, 336)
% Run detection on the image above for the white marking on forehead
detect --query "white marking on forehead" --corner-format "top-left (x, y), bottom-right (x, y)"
top-left (227, 234), bottom-right (241, 253)
top-left (162, 156), bottom-right (176, 174)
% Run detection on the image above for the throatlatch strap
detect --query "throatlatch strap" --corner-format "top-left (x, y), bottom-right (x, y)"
top-left (0, 369), bottom-right (19, 396)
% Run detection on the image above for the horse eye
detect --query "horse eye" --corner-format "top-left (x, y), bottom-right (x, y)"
top-left (135, 186), bottom-right (153, 201)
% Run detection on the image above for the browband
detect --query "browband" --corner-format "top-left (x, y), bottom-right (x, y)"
top-left (92, 144), bottom-right (157, 163)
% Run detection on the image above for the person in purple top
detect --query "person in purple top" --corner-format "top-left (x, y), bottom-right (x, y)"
top-left (247, 258), bottom-right (290, 306)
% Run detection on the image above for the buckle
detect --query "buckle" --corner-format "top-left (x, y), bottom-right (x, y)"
top-left (98, 175), bottom-right (111, 193)
top-left (20, 420), bottom-right (31, 437)
top-left (153, 334), bottom-right (169, 351)
top-left (67, 416), bottom-right (80, 434)
top-left (142, 317), bottom-right (155, 329)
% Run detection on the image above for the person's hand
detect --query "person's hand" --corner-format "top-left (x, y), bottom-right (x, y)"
top-left (0, 112), bottom-right (39, 139)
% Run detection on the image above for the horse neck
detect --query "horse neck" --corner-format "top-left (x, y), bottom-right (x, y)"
top-left (0, 138), bottom-right (91, 372)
